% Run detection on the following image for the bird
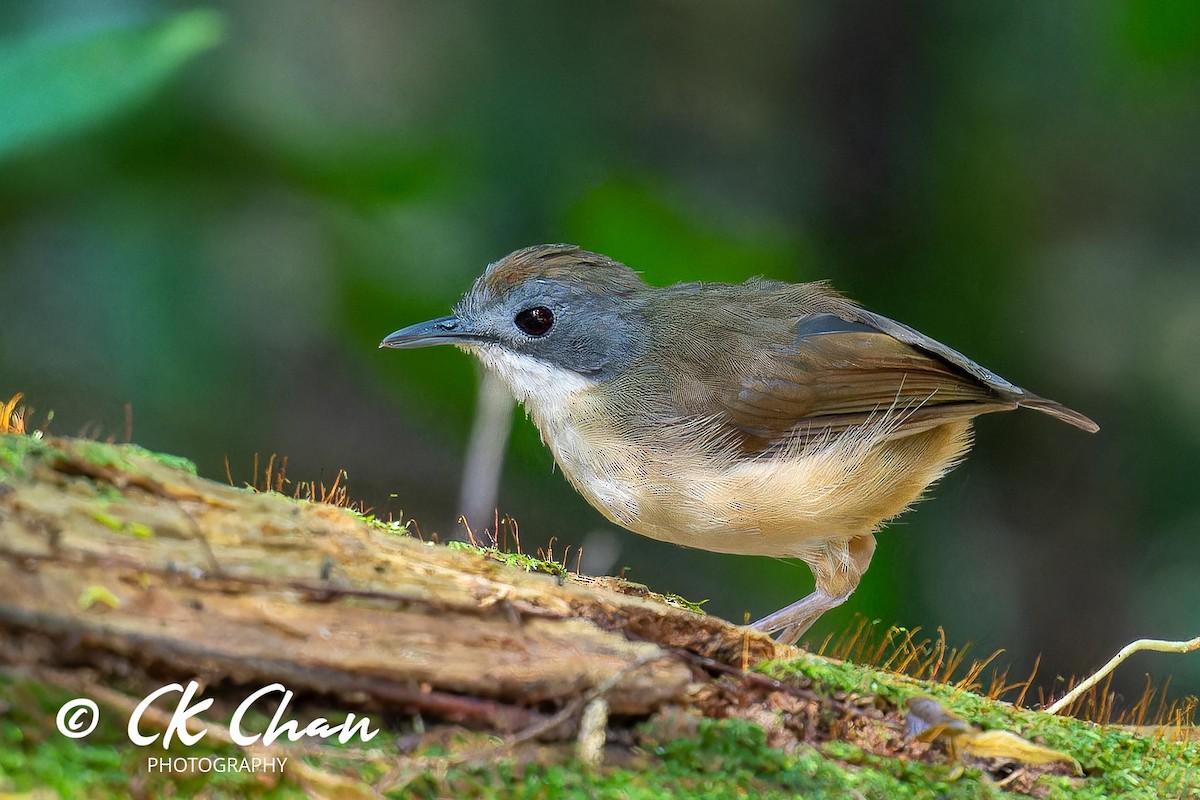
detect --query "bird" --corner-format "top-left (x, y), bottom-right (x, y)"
top-left (381, 244), bottom-right (1098, 643)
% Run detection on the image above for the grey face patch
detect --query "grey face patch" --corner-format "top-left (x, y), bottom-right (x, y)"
top-left (454, 276), bottom-right (646, 380)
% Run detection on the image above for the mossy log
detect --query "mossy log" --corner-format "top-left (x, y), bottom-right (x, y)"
top-left (0, 436), bottom-right (780, 722)
top-left (0, 434), bottom-right (1196, 799)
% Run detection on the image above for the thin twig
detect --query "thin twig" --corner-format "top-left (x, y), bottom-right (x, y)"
top-left (504, 652), bottom-right (665, 747)
top-left (1046, 636), bottom-right (1200, 715)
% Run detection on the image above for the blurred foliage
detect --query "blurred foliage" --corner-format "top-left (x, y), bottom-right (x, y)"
top-left (0, 1), bottom-right (1198, 700)
top-left (0, 9), bottom-right (223, 159)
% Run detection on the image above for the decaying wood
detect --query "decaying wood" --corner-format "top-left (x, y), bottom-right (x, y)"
top-left (0, 436), bottom-right (782, 730)
top-left (4, 436), bottom-right (1187, 799)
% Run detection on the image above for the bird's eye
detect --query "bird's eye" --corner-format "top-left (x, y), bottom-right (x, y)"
top-left (514, 306), bottom-right (554, 337)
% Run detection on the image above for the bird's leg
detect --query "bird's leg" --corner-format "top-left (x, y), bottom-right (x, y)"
top-left (753, 588), bottom-right (851, 646)
top-left (751, 534), bottom-right (877, 645)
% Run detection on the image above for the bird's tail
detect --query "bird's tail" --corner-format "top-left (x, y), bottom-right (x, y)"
top-left (1017, 394), bottom-right (1100, 433)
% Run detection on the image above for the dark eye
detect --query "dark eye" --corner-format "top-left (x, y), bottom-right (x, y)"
top-left (514, 306), bottom-right (554, 337)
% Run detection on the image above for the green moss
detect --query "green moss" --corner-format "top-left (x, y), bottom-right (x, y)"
top-left (89, 509), bottom-right (124, 531)
top-left (88, 508), bottom-right (154, 538)
top-left (345, 508), bottom-right (411, 536)
top-left (0, 432), bottom-right (57, 478)
top-left (442, 543), bottom-right (709, 615)
top-left (70, 439), bottom-right (137, 471)
top-left (761, 654), bottom-right (1200, 800)
top-left (403, 717), bottom-right (996, 800)
top-left (4, 665), bottom-right (1192, 800)
top-left (761, 650), bottom-right (917, 701)
top-left (123, 444), bottom-right (198, 475)
top-left (76, 584), bottom-right (121, 610)
top-left (63, 439), bottom-right (196, 476)
top-left (656, 592), bottom-right (708, 615)
top-left (400, 705), bottom-right (1198, 800)
top-left (96, 483), bottom-right (126, 503)
top-left (0, 677), bottom-right (306, 799)
top-left (447, 540), bottom-right (570, 579)
top-left (0, 434), bottom-right (197, 484)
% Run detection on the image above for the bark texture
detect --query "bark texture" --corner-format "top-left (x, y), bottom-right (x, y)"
top-left (0, 435), bottom-right (779, 729)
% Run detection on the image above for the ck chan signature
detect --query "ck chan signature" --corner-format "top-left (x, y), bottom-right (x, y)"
top-left (55, 681), bottom-right (379, 747)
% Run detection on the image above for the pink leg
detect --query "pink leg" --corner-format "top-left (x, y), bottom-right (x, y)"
top-left (751, 534), bottom-right (877, 645)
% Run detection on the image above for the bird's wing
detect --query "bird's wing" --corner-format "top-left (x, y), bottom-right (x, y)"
top-left (847, 307), bottom-right (1098, 432)
top-left (712, 313), bottom-right (1016, 454)
top-left (646, 281), bottom-right (1097, 456)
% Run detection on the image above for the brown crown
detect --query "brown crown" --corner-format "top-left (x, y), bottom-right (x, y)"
top-left (476, 244), bottom-right (646, 299)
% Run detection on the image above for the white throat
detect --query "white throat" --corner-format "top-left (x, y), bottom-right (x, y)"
top-left (463, 343), bottom-right (640, 527)
top-left (465, 344), bottom-right (597, 416)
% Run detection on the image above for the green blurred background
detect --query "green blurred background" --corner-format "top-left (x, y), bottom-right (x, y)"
top-left (1, 2), bottom-right (1197, 702)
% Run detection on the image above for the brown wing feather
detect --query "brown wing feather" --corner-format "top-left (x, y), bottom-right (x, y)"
top-left (642, 279), bottom-right (1096, 459)
top-left (723, 330), bottom-right (1016, 452)
top-left (848, 307), bottom-right (1099, 432)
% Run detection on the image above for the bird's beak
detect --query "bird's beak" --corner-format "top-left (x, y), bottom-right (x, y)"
top-left (380, 315), bottom-right (479, 349)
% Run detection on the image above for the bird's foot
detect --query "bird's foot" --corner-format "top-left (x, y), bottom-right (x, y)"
top-left (750, 589), bottom-right (851, 646)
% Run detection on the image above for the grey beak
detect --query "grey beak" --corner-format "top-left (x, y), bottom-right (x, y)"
top-left (380, 315), bottom-right (474, 348)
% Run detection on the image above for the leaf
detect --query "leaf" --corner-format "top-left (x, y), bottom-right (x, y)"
top-left (905, 695), bottom-right (1082, 775)
top-left (965, 730), bottom-right (1082, 774)
top-left (0, 9), bottom-right (225, 160)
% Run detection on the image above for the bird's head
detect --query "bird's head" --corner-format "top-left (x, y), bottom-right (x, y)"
top-left (381, 244), bottom-right (648, 397)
